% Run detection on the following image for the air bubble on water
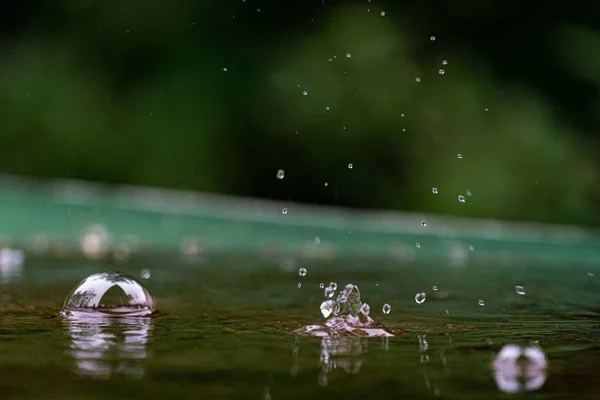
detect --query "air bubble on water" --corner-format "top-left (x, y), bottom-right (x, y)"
top-left (430, 36), bottom-right (436, 41)
top-left (415, 77), bottom-right (421, 83)
top-left (324, 286), bottom-right (335, 298)
top-left (380, 10), bottom-right (386, 16)
top-left (478, 299), bottom-right (485, 307)
top-left (320, 300), bottom-right (334, 318)
top-left (282, 208), bottom-right (288, 215)
top-left (432, 285), bottom-right (438, 291)
top-left (140, 269), bottom-right (151, 279)
top-left (348, 163), bottom-right (353, 169)
top-left (382, 303), bottom-right (391, 314)
top-left (360, 303), bottom-right (371, 315)
top-left (442, 60), bottom-right (448, 65)
top-left (439, 69), bottom-right (445, 75)
top-left (432, 187), bottom-right (438, 194)
top-left (421, 220), bottom-right (427, 227)
top-left (276, 169), bottom-right (285, 179)
top-left (319, 283), bottom-right (325, 289)
top-left (415, 292), bottom-right (427, 304)
top-left (457, 153), bottom-right (463, 159)
top-left (345, 52), bottom-right (352, 58)
top-left (302, 90), bottom-right (308, 96)
top-left (299, 268), bottom-right (307, 277)
top-left (416, 242), bottom-right (421, 249)
top-left (62, 271), bottom-right (156, 317)
top-left (329, 282), bottom-right (337, 291)
top-left (458, 195), bottom-right (466, 203)
top-left (515, 285), bottom-right (525, 295)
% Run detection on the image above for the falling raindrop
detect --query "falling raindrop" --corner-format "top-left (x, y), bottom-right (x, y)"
top-left (432, 285), bottom-right (438, 291)
top-left (515, 285), bottom-right (525, 295)
top-left (439, 69), bottom-right (445, 75)
top-left (298, 268), bottom-right (307, 277)
top-left (478, 299), bottom-right (485, 307)
top-left (282, 208), bottom-right (288, 215)
top-left (276, 169), bottom-right (285, 179)
top-left (348, 163), bottom-right (353, 169)
top-left (432, 187), bottom-right (438, 194)
top-left (458, 195), bottom-right (466, 203)
top-left (382, 303), bottom-right (392, 314)
top-left (320, 300), bottom-right (335, 318)
top-left (416, 242), bottom-right (421, 249)
top-left (415, 292), bottom-right (427, 304)
top-left (140, 269), bottom-right (151, 279)
top-left (430, 36), bottom-right (436, 41)
top-left (421, 220), bottom-right (427, 227)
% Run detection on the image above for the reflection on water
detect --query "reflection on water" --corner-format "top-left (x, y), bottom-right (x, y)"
top-left (318, 336), bottom-right (367, 387)
top-left (63, 314), bottom-right (153, 378)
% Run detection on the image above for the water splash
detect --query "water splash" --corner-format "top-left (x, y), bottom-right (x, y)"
top-left (297, 284), bottom-right (394, 337)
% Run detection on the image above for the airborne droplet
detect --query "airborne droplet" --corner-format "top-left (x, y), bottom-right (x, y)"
top-left (382, 303), bottom-right (391, 314)
top-left (276, 169), bottom-right (285, 179)
top-left (415, 292), bottom-right (426, 304)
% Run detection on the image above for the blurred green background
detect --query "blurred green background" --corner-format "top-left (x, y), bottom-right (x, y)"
top-left (1, 1), bottom-right (599, 226)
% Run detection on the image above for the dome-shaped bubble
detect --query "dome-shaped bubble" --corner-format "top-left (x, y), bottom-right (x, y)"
top-left (63, 271), bottom-right (156, 317)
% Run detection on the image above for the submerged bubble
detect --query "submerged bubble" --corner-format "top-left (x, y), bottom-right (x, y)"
top-left (515, 285), bottom-right (525, 295)
top-left (276, 169), bottom-right (285, 179)
top-left (382, 303), bottom-right (391, 314)
top-left (415, 292), bottom-right (426, 304)
top-left (432, 187), bottom-right (438, 194)
top-left (299, 268), bottom-right (307, 277)
top-left (320, 300), bottom-right (335, 318)
top-left (458, 195), bottom-right (466, 203)
top-left (63, 272), bottom-right (156, 317)
top-left (478, 299), bottom-right (485, 307)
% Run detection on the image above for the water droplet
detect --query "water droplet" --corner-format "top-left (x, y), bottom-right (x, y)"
top-left (478, 299), bottom-right (485, 307)
top-left (415, 292), bottom-right (427, 304)
top-left (345, 52), bottom-right (352, 58)
top-left (320, 300), bottom-right (335, 318)
top-left (81, 225), bottom-right (109, 260)
top-left (382, 303), bottom-right (391, 314)
top-left (325, 106), bottom-right (330, 111)
top-left (282, 208), bottom-right (288, 215)
top-left (432, 187), bottom-right (438, 194)
top-left (439, 69), bottom-right (445, 75)
top-left (302, 90), bottom-right (308, 96)
top-left (324, 182), bottom-right (329, 186)
top-left (484, 108), bottom-right (489, 112)
top-left (416, 242), bottom-right (421, 249)
top-left (458, 195), bottom-right (465, 203)
top-left (361, 303), bottom-right (371, 315)
top-left (442, 60), bottom-right (448, 65)
top-left (515, 285), bottom-right (525, 295)
top-left (401, 113), bottom-right (405, 117)
top-left (380, 10), bottom-right (386, 16)
top-left (415, 77), bottom-right (421, 83)
top-left (324, 286), bottom-right (335, 298)
top-left (457, 153), bottom-right (463, 159)
top-left (587, 272), bottom-right (595, 277)
top-left (297, 282), bottom-right (302, 288)
top-left (432, 285), bottom-right (438, 291)
top-left (314, 237), bottom-right (321, 244)
top-left (276, 169), bottom-right (285, 180)
top-left (421, 220), bottom-right (427, 227)
top-left (319, 283), bottom-right (325, 289)
top-left (468, 245), bottom-right (475, 251)
top-left (140, 269), bottom-right (151, 279)
top-left (430, 36), bottom-right (436, 41)
top-left (63, 271), bottom-right (156, 317)
top-left (466, 189), bottom-right (472, 197)
top-left (347, 163), bottom-right (353, 169)
top-left (298, 268), bottom-right (307, 277)
top-left (329, 282), bottom-right (337, 291)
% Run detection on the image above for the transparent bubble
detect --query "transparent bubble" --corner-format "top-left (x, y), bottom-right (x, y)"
top-left (458, 195), bottom-right (466, 203)
top-left (430, 36), bottom-right (436, 41)
top-left (276, 169), bottom-right (285, 179)
top-left (282, 207), bottom-right (288, 215)
top-left (348, 163), bottom-right (353, 169)
top-left (302, 90), bottom-right (308, 96)
top-left (432, 285), bottom-right (438, 291)
top-left (382, 303), bottom-right (391, 314)
top-left (298, 268), bottom-right (307, 277)
top-left (439, 69), bottom-right (445, 75)
top-left (457, 153), bottom-right (463, 159)
top-left (478, 299), bottom-right (485, 307)
top-left (415, 77), bottom-right (421, 83)
top-left (432, 187), bottom-right (438, 194)
top-left (140, 269), bottom-right (151, 279)
top-left (415, 292), bottom-right (426, 304)
top-left (421, 220), bottom-right (427, 227)
top-left (63, 272), bottom-right (156, 317)
top-left (329, 282), bottom-right (337, 290)
top-left (345, 53), bottom-right (352, 58)
top-left (360, 303), bottom-right (371, 315)
top-left (515, 285), bottom-right (525, 295)
top-left (324, 286), bottom-right (335, 298)
top-left (416, 242), bottom-right (421, 249)
top-left (442, 60), bottom-right (448, 65)
top-left (320, 300), bottom-right (334, 318)
top-left (319, 283), bottom-right (325, 289)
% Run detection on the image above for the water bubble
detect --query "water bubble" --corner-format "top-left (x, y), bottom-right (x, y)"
top-left (298, 282), bottom-right (302, 288)
top-left (63, 271), bottom-right (156, 317)
top-left (324, 182), bottom-right (329, 186)
top-left (484, 108), bottom-right (489, 112)
top-left (515, 285), bottom-right (525, 295)
top-left (345, 53), bottom-right (352, 58)
top-left (348, 163), bottom-right (353, 169)
top-left (416, 242), bottom-right (421, 249)
top-left (223, 67), bottom-right (228, 72)
top-left (432, 187), bottom-right (438, 194)
top-left (415, 292), bottom-right (427, 304)
top-left (439, 69), bottom-right (445, 75)
top-left (442, 60), bottom-right (448, 65)
top-left (382, 303), bottom-right (392, 314)
top-left (457, 153), bottom-right (463, 159)
top-left (302, 90), bottom-right (308, 96)
top-left (282, 208), bottom-right (288, 215)
top-left (299, 268), bottom-right (307, 277)
top-left (430, 36), bottom-right (436, 41)
top-left (325, 106), bottom-right (330, 111)
top-left (329, 282), bottom-right (337, 291)
top-left (324, 286), bottom-right (335, 298)
top-left (421, 220), bottom-right (427, 227)
top-left (478, 299), bottom-right (485, 307)
top-left (319, 283), bottom-right (325, 289)
top-left (140, 269), bottom-right (151, 279)
top-left (380, 10), bottom-right (386, 16)
top-left (276, 169), bottom-right (285, 179)
top-left (320, 300), bottom-right (335, 318)
top-left (458, 195), bottom-right (466, 203)
top-left (415, 77), bottom-right (421, 83)
top-left (360, 303), bottom-right (371, 315)
top-left (432, 286), bottom-right (438, 291)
